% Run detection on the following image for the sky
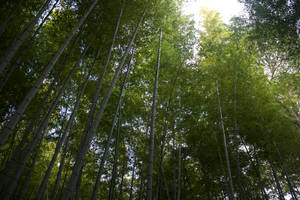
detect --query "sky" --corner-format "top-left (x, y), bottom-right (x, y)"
top-left (182, 0), bottom-right (245, 26)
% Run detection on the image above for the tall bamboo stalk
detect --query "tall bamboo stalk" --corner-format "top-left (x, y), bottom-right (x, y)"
top-left (34, 51), bottom-right (97, 200)
top-left (0, 0), bottom-right (52, 73)
top-left (0, 0), bottom-right (60, 92)
top-left (63, 11), bottom-right (145, 199)
top-left (146, 28), bottom-right (162, 200)
top-left (216, 80), bottom-right (235, 200)
top-left (91, 54), bottom-right (133, 200)
top-left (0, 0), bottom-right (99, 147)
top-left (108, 109), bottom-right (122, 200)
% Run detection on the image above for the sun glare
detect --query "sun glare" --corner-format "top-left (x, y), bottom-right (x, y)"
top-left (182, 0), bottom-right (245, 26)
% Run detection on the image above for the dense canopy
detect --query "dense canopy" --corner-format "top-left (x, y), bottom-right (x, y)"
top-left (0, 0), bottom-right (299, 199)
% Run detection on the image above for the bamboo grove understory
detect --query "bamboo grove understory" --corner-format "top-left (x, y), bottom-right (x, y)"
top-left (0, 0), bottom-right (300, 199)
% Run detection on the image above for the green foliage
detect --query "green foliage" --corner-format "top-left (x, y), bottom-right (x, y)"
top-left (0, 0), bottom-right (299, 199)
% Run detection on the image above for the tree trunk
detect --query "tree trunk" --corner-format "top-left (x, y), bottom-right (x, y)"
top-left (0, 0), bottom-right (24, 37)
top-left (0, 47), bottom-right (87, 198)
top-left (18, 134), bottom-right (44, 200)
top-left (233, 60), bottom-right (244, 200)
top-left (118, 160), bottom-right (126, 199)
top-left (146, 28), bottom-right (162, 200)
top-left (34, 53), bottom-right (96, 200)
top-left (138, 126), bottom-right (149, 200)
top-left (2, 128), bottom-right (46, 200)
top-left (269, 160), bottom-right (285, 200)
top-left (91, 53), bottom-right (133, 200)
top-left (274, 143), bottom-right (297, 200)
top-left (177, 142), bottom-right (181, 200)
top-left (108, 109), bottom-right (122, 200)
top-left (75, 166), bottom-right (83, 200)
top-left (63, 11), bottom-right (145, 199)
top-left (59, 155), bottom-right (72, 199)
top-left (80, 0), bottom-right (125, 147)
top-left (0, 35), bottom-right (79, 191)
top-left (0, 0), bottom-right (99, 147)
top-left (0, 32), bottom-right (79, 176)
top-left (213, 130), bottom-right (231, 198)
top-left (216, 80), bottom-right (235, 200)
top-left (129, 157), bottom-right (136, 200)
top-left (240, 138), bottom-right (268, 200)
top-left (0, 0), bottom-right (60, 92)
top-left (0, 0), bottom-right (52, 73)
top-left (161, 165), bottom-right (171, 200)
top-left (51, 133), bottom-right (71, 200)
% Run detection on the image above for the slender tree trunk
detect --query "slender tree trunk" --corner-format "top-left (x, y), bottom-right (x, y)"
top-left (18, 134), bottom-right (43, 200)
top-left (240, 139), bottom-right (268, 200)
top-left (0, 33), bottom-right (79, 175)
top-left (233, 63), bottom-right (244, 200)
top-left (35, 71), bottom-right (94, 200)
top-left (2, 128), bottom-right (46, 200)
top-left (155, 68), bottom-right (179, 200)
top-left (234, 146), bottom-right (243, 200)
top-left (0, 35), bottom-right (79, 191)
top-left (0, 0), bottom-right (52, 72)
top-left (177, 142), bottom-right (181, 200)
top-left (0, 0), bottom-right (24, 37)
top-left (254, 148), bottom-right (269, 200)
top-left (156, 167), bottom-right (162, 200)
top-left (108, 110), bottom-right (122, 200)
top-left (161, 165), bottom-right (171, 200)
top-left (0, 47), bottom-right (86, 198)
top-left (0, 0), bottom-right (60, 92)
top-left (146, 28), bottom-right (162, 200)
top-left (118, 160), bottom-right (126, 199)
top-left (63, 11), bottom-right (145, 199)
top-left (269, 160), bottom-right (285, 200)
top-left (274, 144), bottom-right (297, 200)
top-left (34, 38), bottom-right (97, 200)
top-left (0, 0), bottom-right (99, 147)
top-left (138, 126), bottom-right (149, 200)
top-left (75, 166), bottom-right (83, 200)
top-left (91, 54), bottom-right (133, 200)
top-left (216, 80), bottom-right (235, 200)
top-left (156, 126), bottom-right (168, 200)
top-left (80, 0), bottom-right (125, 147)
top-left (51, 133), bottom-right (71, 200)
top-left (19, 98), bottom-right (70, 199)
top-left (172, 145), bottom-right (177, 200)
top-left (129, 157), bottom-right (136, 200)
top-left (213, 130), bottom-right (231, 198)
top-left (59, 156), bottom-right (72, 199)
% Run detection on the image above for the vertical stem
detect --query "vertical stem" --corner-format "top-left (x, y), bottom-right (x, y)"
top-left (0, 0), bottom-right (52, 72)
top-left (129, 157), bottom-right (136, 200)
top-left (74, 166), bottom-right (83, 200)
top-left (0, 0), bottom-right (25, 37)
top-left (0, 0), bottom-right (99, 147)
top-left (216, 80), bottom-right (235, 200)
top-left (18, 134), bottom-right (44, 200)
top-left (51, 134), bottom-right (71, 200)
top-left (177, 141), bottom-right (181, 200)
top-left (0, 0), bottom-right (60, 92)
top-left (90, 53), bottom-right (133, 200)
top-left (147, 28), bottom-right (162, 200)
top-left (269, 160), bottom-right (285, 200)
top-left (118, 160), bottom-right (126, 199)
top-left (274, 143), bottom-right (297, 200)
top-left (63, 10), bottom-right (145, 199)
top-left (108, 108), bottom-right (122, 200)
top-left (233, 61), bottom-right (244, 199)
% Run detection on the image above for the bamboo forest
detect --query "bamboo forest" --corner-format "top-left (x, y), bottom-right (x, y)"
top-left (0, 0), bottom-right (300, 199)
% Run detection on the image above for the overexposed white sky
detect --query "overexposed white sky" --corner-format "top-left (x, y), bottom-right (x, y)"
top-left (182, 0), bottom-right (245, 25)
